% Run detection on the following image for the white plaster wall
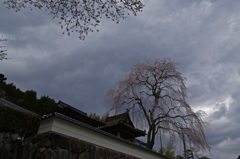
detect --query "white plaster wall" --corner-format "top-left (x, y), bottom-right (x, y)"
top-left (38, 117), bottom-right (167, 159)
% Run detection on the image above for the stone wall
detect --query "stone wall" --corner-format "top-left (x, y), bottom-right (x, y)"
top-left (17, 132), bottom-right (139, 159)
top-left (0, 132), bottom-right (21, 159)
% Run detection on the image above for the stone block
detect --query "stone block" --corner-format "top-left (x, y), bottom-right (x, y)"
top-left (20, 142), bottom-right (35, 159)
top-left (17, 132), bottom-right (142, 159)
top-left (95, 146), bottom-right (107, 159)
top-left (78, 151), bottom-right (89, 159)
top-left (38, 133), bottom-right (69, 149)
top-left (38, 148), bottom-right (56, 159)
top-left (69, 138), bottom-right (90, 154)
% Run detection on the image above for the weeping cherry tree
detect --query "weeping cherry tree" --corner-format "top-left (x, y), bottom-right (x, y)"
top-left (105, 58), bottom-right (210, 153)
top-left (0, 38), bottom-right (7, 60)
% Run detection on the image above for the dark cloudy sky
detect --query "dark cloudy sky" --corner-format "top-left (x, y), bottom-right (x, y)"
top-left (1, 0), bottom-right (240, 158)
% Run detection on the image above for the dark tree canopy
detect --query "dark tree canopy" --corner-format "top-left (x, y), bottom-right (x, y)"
top-left (0, 82), bottom-right (56, 115)
top-left (105, 58), bottom-right (210, 152)
top-left (89, 112), bottom-right (105, 122)
top-left (3, 0), bottom-right (144, 40)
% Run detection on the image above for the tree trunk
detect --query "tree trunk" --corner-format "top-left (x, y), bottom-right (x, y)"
top-left (182, 134), bottom-right (187, 159)
top-left (160, 129), bottom-right (163, 150)
top-left (146, 125), bottom-right (156, 149)
top-left (146, 138), bottom-right (154, 149)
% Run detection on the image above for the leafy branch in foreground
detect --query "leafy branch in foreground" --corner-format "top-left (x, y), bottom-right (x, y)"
top-left (3, 0), bottom-right (144, 40)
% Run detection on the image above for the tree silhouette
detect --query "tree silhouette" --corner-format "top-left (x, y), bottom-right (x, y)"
top-left (3, 0), bottom-right (144, 40)
top-left (0, 82), bottom-right (56, 115)
top-left (105, 58), bottom-right (210, 152)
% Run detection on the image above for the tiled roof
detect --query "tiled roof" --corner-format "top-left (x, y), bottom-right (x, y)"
top-left (105, 112), bottom-right (134, 128)
top-left (50, 100), bottom-right (87, 116)
top-left (49, 100), bottom-right (105, 127)
top-left (0, 98), bottom-right (38, 115)
top-left (100, 112), bottom-right (145, 139)
top-left (40, 112), bottom-right (172, 159)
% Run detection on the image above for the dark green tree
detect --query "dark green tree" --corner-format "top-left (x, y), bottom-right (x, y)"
top-left (159, 147), bottom-right (165, 155)
top-left (159, 141), bottom-right (176, 158)
top-left (0, 82), bottom-right (24, 101)
top-left (89, 113), bottom-right (105, 122)
top-left (17, 92), bottom-right (56, 115)
top-left (165, 142), bottom-right (175, 158)
top-left (0, 82), bottom-right (56, 115)
top-left (17, 90), bottom-right (38, 112)
top-left (38, 96), bottom-right (56, 114)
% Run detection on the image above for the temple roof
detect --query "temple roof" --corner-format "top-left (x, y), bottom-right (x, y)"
top-left (0, 98), bottom-right (37, 115)
top-left (49, 101), bottom-right (145, 139)
top-left (100, 112), bottom-right (145, 139)
top-left (49, 101), bottom-right (105, 127)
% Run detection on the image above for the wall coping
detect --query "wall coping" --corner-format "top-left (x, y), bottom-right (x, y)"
top-left (38, 112), bottom-right (171, 159)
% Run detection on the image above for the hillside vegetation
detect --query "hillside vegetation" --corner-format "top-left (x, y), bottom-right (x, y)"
top-left (0, 82), bottom-right (56, 115)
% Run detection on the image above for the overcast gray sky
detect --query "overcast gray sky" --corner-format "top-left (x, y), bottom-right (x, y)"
top-left (1, 0), bottom-right (240, 158)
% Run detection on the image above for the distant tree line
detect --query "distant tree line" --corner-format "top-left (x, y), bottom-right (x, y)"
top-left (0, 82), bottom-right (56, 115)
top-left (89, 113), bottom-right (105, 122)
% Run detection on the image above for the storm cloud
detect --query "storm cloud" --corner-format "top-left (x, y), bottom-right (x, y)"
top-left (1, 0), bottom-right (240, 158)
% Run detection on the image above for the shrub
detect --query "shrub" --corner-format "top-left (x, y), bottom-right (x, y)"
top-left (0, 104), bottom-right (40, 137)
